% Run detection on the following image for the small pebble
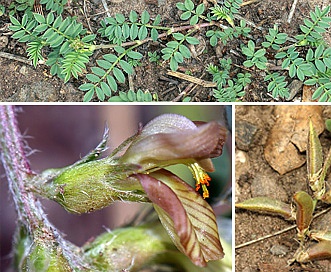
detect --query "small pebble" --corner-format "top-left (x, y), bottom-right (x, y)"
top-left (235, 120), bottom-right (259, 151)
top-left (270, 244), bottom-right (288, 257)
top-left (0, 36), bottom-right (8, 49)
top-left (235, 150), bottom-right (250, 179)
top-left (286, 80), bottom-right (303, 101)
top-left (19, 65), bottom-right (28, 76)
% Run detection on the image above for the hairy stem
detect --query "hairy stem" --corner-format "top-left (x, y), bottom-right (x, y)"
top-left (0, 106), bottom-right (86, 269)
top-left (0, 105), bottom-right (38, 230)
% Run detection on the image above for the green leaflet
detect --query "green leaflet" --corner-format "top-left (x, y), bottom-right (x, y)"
top-left (235, 197), bottom-right (294, 220)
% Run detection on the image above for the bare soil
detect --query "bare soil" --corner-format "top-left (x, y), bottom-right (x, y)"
top-left (0, 0), bottom-right (330, 101)
top-left (235, 105), bottom-right (331, 272)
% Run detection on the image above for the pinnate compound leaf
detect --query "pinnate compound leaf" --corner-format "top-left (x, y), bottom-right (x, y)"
top-left (138, 169), bottom-right (224, 267)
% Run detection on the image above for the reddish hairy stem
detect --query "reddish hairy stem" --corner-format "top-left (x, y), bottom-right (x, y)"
top-left (0, 106), bottom-right (87, 268)
top-left (0, 105), bottom-right (39, 231)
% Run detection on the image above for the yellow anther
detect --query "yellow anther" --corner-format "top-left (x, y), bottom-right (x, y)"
top-left (189, 162), bottom-right (211, 199)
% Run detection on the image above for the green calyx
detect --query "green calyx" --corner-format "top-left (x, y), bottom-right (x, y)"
top-left (39, 158), bottom-right (149, 214)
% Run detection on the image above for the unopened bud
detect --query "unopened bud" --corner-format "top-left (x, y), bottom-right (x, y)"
top-left (84, 223), bottom-right (173, 271)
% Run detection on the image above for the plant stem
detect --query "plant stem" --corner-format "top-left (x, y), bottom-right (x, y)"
top-left (95, 21), bottom-right (217, 49)
top-left (0, 106), bottom-right (86, 269)
top-left (0, 105), bottom-right (39, 231)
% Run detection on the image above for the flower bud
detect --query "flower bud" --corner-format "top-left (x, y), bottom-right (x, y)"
top-left (84, 223), bottom-right (172, 271)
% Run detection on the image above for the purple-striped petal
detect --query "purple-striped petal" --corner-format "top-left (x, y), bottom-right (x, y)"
top-left (137, 169), bottom-right (224, 266)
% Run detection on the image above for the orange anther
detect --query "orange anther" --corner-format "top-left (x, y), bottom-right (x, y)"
top-left (189, 162), bottom-right (211, 199)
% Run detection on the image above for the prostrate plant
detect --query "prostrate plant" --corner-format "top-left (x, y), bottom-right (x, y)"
top-left (9, 0), bottom-right (215, 101)
top-left (207, 5), bottom-right (331, 101)
top-left (207, 58), bottom-right (251, 101)
top-left (7, 0), bottom-right (331, 101)
top-left (9, 12), bottom-right (95, 82)
top-left (264, 7), bottom-right (331, 101)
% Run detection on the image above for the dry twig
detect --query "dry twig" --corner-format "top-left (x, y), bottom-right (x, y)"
top-left (167, 71), bottom-right (216, 88)
top-left (101, 0), bottom-right (111, 17)
top-left (235, 207), bottom-right (331, 249)
top-left (0, 52), bottom-right (32, 65)
top-left (288, 0), bottom-right (299, 23)
top-left (240, 0), bottom-right (261, 7)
